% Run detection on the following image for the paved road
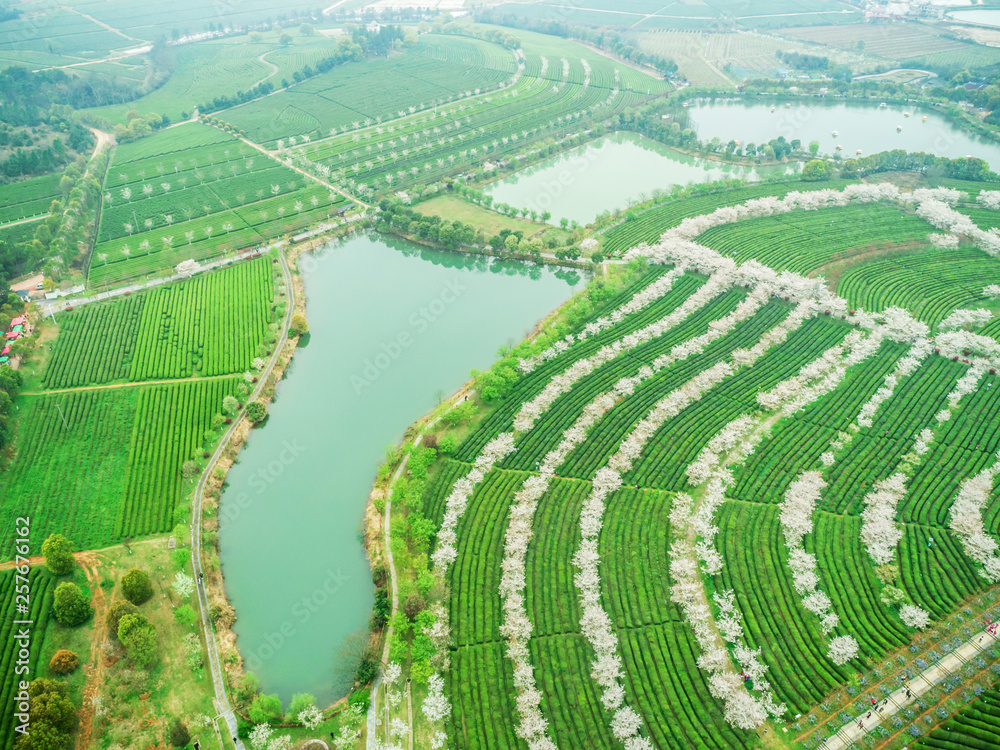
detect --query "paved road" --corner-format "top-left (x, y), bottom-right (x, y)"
top-left (820, 629), bottom-right (1000, 749)
top-left (190, 250), bottom-right (293, 750)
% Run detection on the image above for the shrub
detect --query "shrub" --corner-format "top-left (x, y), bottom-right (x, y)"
top-left (174, 604), bottom-right (198, 628)
top-left (49, 649), bottom-right (80, 675)
top-left (53, 582), bottom-right (91, 626)
top-left (118, 613), bottom-right (158, 667)
top-left (121, 568), bottom-right (153, 604)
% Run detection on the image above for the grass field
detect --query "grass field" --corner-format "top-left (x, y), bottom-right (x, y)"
top-left (417, 194), bottom-right (569, 243)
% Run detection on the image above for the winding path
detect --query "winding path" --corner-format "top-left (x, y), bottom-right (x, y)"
top-left (250, 51), bottom-right (279, 91)
top-left (190, 250), bottom-right (293, 750)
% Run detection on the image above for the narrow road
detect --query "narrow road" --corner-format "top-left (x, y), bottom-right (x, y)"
top-left (60, 5), bottom-right (143, 41)
top-left (366, 437), bottom-right (416, 747)
top-left (190, 250), bottom-right (293, 750)
top-left (250, 51), bottom-right (279, 90)
top-left (820, 629), bottom-right (1000, 750)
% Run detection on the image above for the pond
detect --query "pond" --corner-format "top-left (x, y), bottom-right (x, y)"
top-left (218, 233), bottom-right (582, 705)
top-left (686, 100), bottom-right (1000, 171)
top-left (483, 131), bottom-right (791, 227)
top-left (950, 9), bottom-right (1000, 27)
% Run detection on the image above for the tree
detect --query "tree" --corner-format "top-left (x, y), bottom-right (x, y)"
top-left (246, 400), bottom-right (268, 423)
top-left (801, 159), bottom-right (833, 182)
top-left (14, 679), bottom-right (76, 750)
top-left (41, 534), bottom-right (74, 575)
top-left (172, 571), bottom-right (195, 599)
top-left (279, 33), bottom-right (292, 45)
top-left (403, 593), bottom-right (426, 620)
top-left (169, 719), bottom-right (191, 748)
top-left (118, 613), bottom-right (158, 667)
top-left (48, 649), bottom-right (79, 675)
top-left (106, 600), bottom-right (138, 637)
top-left (286, 693), bottom-right (316, 723)
top-left (808, 140), bottom-right (820, 156)
top-left (289, 313), bottom-right (308, 336)
top-left (53, 582), bottom-right (91, 626)
top-left (121, 568), bottom-right (153, 604)
top-left (222, 395), bottom-right (239, 415)
top-left (299, 22), bottom-right (315, 36)
top-left (174, 604), bottom-right (197, 627)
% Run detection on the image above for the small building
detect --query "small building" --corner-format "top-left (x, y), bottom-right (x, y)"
top-left (367, 20), bottom-right (381, 34)
top-left (4, 331), bottom-right (18, 341)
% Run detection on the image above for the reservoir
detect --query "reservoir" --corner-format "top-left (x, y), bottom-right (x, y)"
top-left (484, 131), bottom-right (791, 226)
top-left (218, 232), bottom-right (581, 704)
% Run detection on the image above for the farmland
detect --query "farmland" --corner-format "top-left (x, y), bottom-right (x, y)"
top-left (0, 377), bottom-right (240, 550)
top-left (0, 174), bottom-right (61, 223)
top-left (380, 177), bottom-right (1000, 749)
top-left (222, 34), bottom-right (520, 145)
top-left (86, 32), bottom-right (341, 125)
top-left (635, 29), bottom-right (866, 89)
top-left (0, 567), bottom-right (59, 750)
top-left (44, 258), bottom-right (275, 388)
top-left (285, 32), bottom-right (667, 199)
top-left (89, 122), bottom-right (348, 284)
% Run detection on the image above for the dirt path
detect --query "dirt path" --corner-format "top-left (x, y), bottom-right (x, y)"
top-left (0, 215), bottom-right (45, 231)
top-left (76, 552), bottom-right (109, 750)
top-left (224, 128), bottom-right (371, 210)
top-left (60, 5), bottom-right (143, 42)
top-left (0, 539), bottom-right (161, 569)
top-left (21, 372), bottom-right (238, 397)
top-left (32, 46), bottom-right (150, 73)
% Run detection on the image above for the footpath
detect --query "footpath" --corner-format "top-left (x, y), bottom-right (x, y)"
top-left (820, 629), bottom-right (1000, 749)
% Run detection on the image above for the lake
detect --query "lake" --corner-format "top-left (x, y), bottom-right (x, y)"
top-left (483, 131), bottom-right (791, 226)
top-left (686, 100), bottom-right (1000, 170)
top-left (218, 233), bottom-right (581, 705)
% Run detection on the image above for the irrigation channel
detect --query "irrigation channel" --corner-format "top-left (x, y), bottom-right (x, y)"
top-left (686, 100), bottom-right (1000, 169)
top-left (218, 232), bottom-right (582, 704)
top-left (484, 131), bottom-right (792, 226)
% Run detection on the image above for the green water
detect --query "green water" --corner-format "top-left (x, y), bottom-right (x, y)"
top-left (218, 233), bottom-right (581, 705)
top-left (483, 131), bottom-right (791, 226)
top-left (687, 100), bottom-right (1000, 170)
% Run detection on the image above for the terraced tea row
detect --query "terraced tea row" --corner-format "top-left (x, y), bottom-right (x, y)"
top-left (45, 258), bottom-right (274, 388)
